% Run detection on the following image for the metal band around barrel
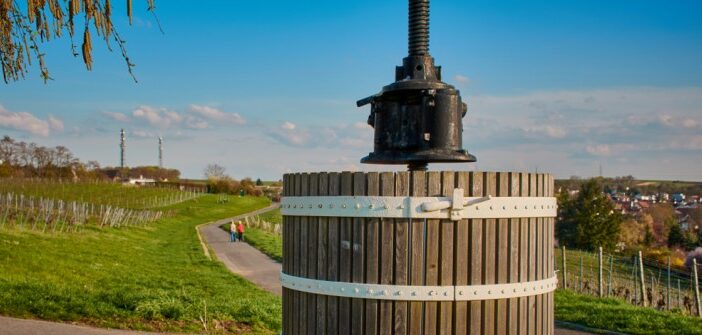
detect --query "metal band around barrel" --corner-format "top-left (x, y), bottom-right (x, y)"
top-left (281, 190), bottom-right (557, 220)
top-left (280, 272), bottom-right (557, 301)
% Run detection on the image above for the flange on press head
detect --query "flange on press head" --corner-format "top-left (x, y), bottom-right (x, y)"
top-left (357, 0), bottom-right (476, 171)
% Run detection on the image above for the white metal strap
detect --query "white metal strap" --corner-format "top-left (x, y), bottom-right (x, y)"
top-left (280, 272), bottom-right (557, 301)
top-left (281, 191), bottom-right (556, 220)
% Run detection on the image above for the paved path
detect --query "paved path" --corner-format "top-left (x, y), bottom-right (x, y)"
top-left (199, 203), bottom-right (282, 296)
top-left (0, 316), bottom-right (178, 335)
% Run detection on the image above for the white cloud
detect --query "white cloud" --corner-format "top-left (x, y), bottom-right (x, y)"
top-left (585, 144), bottom-right (612, 156)
top-left (281, 121), bottom-right (296, 130)
top-left (103, 111), bottom-right (131, 122)
top-left (48, 116), bottom-right (64, 132)
top-left (132, 130), bottom-right (156, 138)
top-left (132, 105), bottom-right (183, 129)
top-left (454, 75), bottom-right (470, 85)
top-left (188, 105), bottom-right (246, 125)
top-left (0, 104), bottom-right (56, 137)
top-left (683, 118), bottom-right (698, 129)
top-left (658, 114), bottom-right (674, 126)
top-left (353, 122), bottom-right (371, 130)
top-left (185, 117), bottom-right (209, 130)
top-left (522, 125), bottom-right (566, 139)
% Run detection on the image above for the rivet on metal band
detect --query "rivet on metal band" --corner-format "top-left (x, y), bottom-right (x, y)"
top-left (280, 272), bottom-right (558, 301)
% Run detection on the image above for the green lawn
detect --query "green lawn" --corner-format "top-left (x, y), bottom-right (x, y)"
top-left (0, 194), bottom-right (281, 334)
top-left (556, 289), bottom-right (702, 334)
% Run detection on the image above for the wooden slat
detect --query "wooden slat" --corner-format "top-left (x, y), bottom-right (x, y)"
top-left (293, 174), bottom-right (303, 335)
top-left (308, 173), bottom-right (319, 334)
top-left (299, 173), bottom-right (309, 335)
top-left (282, 174), bottom-right (290, 335)
top-left (409, 171), bottom-right (426, 335)
top-left (497, 172), bottom-right (509, 335)
top-left (327, 172), bottom-right (341, 335)
top-left (483, 172), bottom-right (497, 335)
top-left (339, 172), bottom-right (353, 335)
top-left (352, 172), bottom-right (366, 335)
top-left (508, 172), bottom-right (520, 335)
top-left (394, 171), bottom-right (410, 335)
top-left (546, 175), bottom-right (556, 334)
top-left (439, 171), bottom-right (455, 335)
top-left (316, 173), bottom-right (329, 335)
top-left (528, 173), bottom-right (537, 335)
top-left (536, 174), bottom-right (543, 335)
top-left (469, 172), bottom-right (484, 335)
top-left (424, 171), bottom-right (441, 334)
top-left (364, 172), bottom-right (380, 335)
top-left (518, 172), bottom-right (528, 335)
top-left (455, 172), bottom-right (470, 333)
top-left (379, 172), bottom-right (395, 335)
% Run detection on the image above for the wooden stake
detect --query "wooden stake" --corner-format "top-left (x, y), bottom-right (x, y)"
top-left (639, 250), bottom-right (647, 307)
top-left (598, 247), bottom-right (603, 297)
top-left (579, 255), bottom-right (583, 293)
top-left (561, 246), bottom-right (567, 289)
top-left (667, 256), bottom-right (671, 311)
top-left (633, 256), bottom-right (639, 304)
top-left (608, 255), bottom-right (613, 297)
top-left (693, 258), bottom-right (702, 318)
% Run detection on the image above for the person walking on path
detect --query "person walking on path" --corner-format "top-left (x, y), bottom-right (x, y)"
top-left (229, 220), bottom-right (237, 242)
top-left (236, 221), bottom-right (245, 242)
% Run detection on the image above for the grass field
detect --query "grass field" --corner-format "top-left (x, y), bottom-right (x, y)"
top-left (556, 290), bottom-right (702, 334)
top-left (0, 194), bottom-right (281, 334)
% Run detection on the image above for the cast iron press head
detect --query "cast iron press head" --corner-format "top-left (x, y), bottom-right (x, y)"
top-left (357, 0), bottom-right (476, 171)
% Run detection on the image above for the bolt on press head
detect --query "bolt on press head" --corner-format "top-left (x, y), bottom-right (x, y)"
top-left (357, 0), bottom-right (476, 171)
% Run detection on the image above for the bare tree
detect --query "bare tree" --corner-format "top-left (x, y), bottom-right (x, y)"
top-left (203, 164), bottom-right (227, 180)
top-left (1, 0), bottom-right (157, 83)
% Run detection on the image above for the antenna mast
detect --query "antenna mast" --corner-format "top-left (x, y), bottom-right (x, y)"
top-left (120, 129), bottom-right (126, 169)
top-left (158, 136), bottom-right (163, 168)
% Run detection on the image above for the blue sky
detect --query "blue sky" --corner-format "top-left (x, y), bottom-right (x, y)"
top-left (1, 0), bottom-right (701, 181)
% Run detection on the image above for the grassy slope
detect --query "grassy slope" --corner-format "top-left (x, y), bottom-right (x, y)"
top-left (556, 289), bottom-right (702, 334)
top-left (0, 195), bottom-right (280, 334)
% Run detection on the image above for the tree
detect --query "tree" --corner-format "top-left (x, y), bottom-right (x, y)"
top-left (668, 223), bottom-right (686, 248)
top-left (255, 178), bottom-right (263, 186)
top-left (1, 0), bottom-right (156, 83)
top-left (618, 218), bottom-right (644, 248)
top-left (203, 164), bottom-right (226, 180)
top-left (556, 179), bottom-right (623, 251)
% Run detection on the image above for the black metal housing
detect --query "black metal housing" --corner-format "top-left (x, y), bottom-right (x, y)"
top-left (357, 0), bottom-right (476, 170)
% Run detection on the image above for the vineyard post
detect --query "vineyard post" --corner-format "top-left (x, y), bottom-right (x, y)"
top-left (579, 255), bottom-right (583, 293)
top-left (665, 256), bottom-right (670, 310)
top-left (678, 278), bottom-right (682, 310)
top-left (633, 255), bottom-right (639, 304)
top-left (639, 250), bottom-right (647, 307)
top-left (561, 246), bottom-right (567, 289)
top-left (650, 274), bottom-right (655, 307)
top-left (598, 246), bottom-right (603, 297)
top-left (608, 254), bottom-right (613, 297)
top-left (693, 258), bottom-right (702, 318)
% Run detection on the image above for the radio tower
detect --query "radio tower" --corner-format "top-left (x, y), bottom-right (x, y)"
top-left (120, 129), bottom-right (126, 169)
top-left (158, 136), bottom-right (163, 168)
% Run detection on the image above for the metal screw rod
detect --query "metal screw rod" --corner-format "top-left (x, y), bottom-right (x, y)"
top-left (408, 0), bottom-right (430, 56)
